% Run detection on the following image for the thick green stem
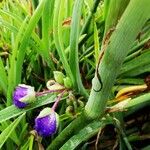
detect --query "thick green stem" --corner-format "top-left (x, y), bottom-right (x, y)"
top-left (85, 0), bottom-right (150, 118)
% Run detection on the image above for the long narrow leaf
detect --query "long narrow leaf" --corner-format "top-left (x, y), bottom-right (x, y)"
top-left (0, 113), bottom-right (25, 149)
top-left (53, 0), bottom-right (73, 82)
top-left (0, 57), bottom-right (7, 95)
top-left (41, 0), bottom-right (55, 70)
top-left (69, 0), bottom-right (88, 98)
top-left (16, 0), bottom-right (46, 84)
top-left (0, 94), bottom-right (56, 123)
top-left (60, 121), bottom-right (104, 150)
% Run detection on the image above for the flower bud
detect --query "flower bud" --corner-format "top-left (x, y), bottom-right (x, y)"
top-left (66, 92), bottom-right (74, 105)
top-left (13, 84), bottom-right (35, 108)
top-left (63, 77), bottom-right (72, 89)
top-left (46, 80), bottom-right (64, 91)
top-left (53, 71), bottom-right (65, 85)
top-left (77, 100), bottom-right (84, 108)
top-left (66, 98), bottom-right (73, 106)
top-left (34, 107), bottom-right (59, 137)
top-left (65, 106), bottom-right (74, 114)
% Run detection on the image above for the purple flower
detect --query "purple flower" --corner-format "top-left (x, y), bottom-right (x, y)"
top-left (13, 84), bottom-right (36, 108)
top-left (34, 107), bottom-right (59, 137)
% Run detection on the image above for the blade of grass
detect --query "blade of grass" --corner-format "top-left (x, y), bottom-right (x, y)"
top-left (53, 0), bottom-right (74, 83)
top-left (41, 0), bottom-right (55, 70)
top-left (69, 0), bottom-right (88, 98)
top-left (121, 64), bottom-right (150, 77)
top-left (60, 121), bottom-right (106, 150)
top-left (0, 19), bottom-right (18, 33)
top-left (16, 0), bottom-right (46, 84)
top-left (125, 92), bottom-right (150, 109)
top-left (29, 134), bottom-right (34, 150)
top-left (80, 0), bottom-right (101, 35)
top-left (116, 78), bottom-right (144, 85)
top-left (0, 94), bottom-right (56, 123)
top-left (103, 0), bottom-right (110, 20)
top-left (94, 21), bottom-right (99, 64)
top-left (128, 34), bottom-right (150, 54)
top-left (120, 49), bottom-right (150, 76)
top-left (0, 113), bottom-right (25, 149)
top-left (7, 17), bottom-right (29, 106)
top-left (0, 57), bottom-right (7, 95)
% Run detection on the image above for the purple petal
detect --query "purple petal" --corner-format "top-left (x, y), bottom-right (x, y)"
top-left (13, 86), bottom-right (28, 108)
top-left (13, 98), bottom-right (27, 108)
top-left (34, 113), bottom-right (57, 137)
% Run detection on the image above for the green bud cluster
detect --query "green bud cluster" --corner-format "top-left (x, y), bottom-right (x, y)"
top-left (53, 71), bottom-right (73, 89)
top-left (65, 92), bottom-right (85, 116)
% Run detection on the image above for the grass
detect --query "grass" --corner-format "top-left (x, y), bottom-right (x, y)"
top-left (0, 0), bottom-right (150, 149)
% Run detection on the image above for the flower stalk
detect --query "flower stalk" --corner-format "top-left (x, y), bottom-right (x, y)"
top-left (35, 89), bottom-right (65, 97)
top-left (52, 90), bottom-right (66, 111)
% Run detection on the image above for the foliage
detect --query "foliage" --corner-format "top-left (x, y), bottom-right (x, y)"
top-left (0, 0), bottom-right (150, 149)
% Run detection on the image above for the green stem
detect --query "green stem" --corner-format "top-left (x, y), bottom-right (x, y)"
top-left (69, 0), bottom-right (88, 98)
top-left (80, 0), bottom-right (101, 35)
top-left (85, 0), bottom-right (150, 118)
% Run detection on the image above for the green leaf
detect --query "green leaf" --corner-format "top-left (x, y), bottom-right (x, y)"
top-left (41, 0), bottom-right (55, 70)
top-left (80, 0), bottom-right (101, 35)
top-left (94, 21), bottom-right (99, 64)
top-left (0, 94), bottom-right (56, 123)
top-left (0, 19), bottom-right (18, 33)
top-left (0, 113), bottom-right (25, 149)
top-left (142, 145), bottom-right (150, 150)
top-left (7, 17), bottom-right (29, 106)
top-left (16, 0), bottom-right (46, 84)
top-left (60, 121), bottom-right (104, 150)
top-left (53, 0), bottom-right (73, 82)
top-left (125, 92), bottom-right (150, 109)
top-left (0, 57), bottom-right (7, 95)
top-left (120, 49), bottom-right (150, 77)
top-left (69, 0), bottom-right (88, 98)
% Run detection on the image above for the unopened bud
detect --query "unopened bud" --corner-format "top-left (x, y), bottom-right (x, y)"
top-left (64, 77), bottom-right (72, 89)
top-left (13, 84), bottom-right (35, 108)
top-left (53, 71), bottom-right (65, 85)
top-left (34, 107), bottom-right (59, 137)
